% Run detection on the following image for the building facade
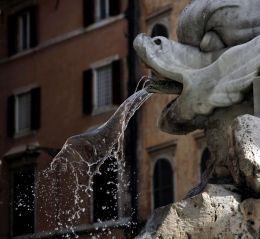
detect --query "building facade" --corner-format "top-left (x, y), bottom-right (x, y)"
top-left (0, 0), bottom-right (207, 238)
top-left (0, 0), bottom-right (133, 238)
top-left (135, 0), bottom-right (208, 224)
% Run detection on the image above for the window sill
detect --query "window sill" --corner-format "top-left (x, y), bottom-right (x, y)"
top-left (13, 129), bottom-right (34, 139)
top-left (4, 141), bottom-right (39, 159)
top-left (86, 14), bottom-right (125, 32)
top-left (10, 48), bottom-right (32, 57)
top-left (2, 48), bottom-right (36, 64)
top-left (88, 217), bottom-right (130, 232)
top-left (12, 217), bottom-right (131, 239)
top-left (12, 233), bottom-right (35, 239)
top-left (91, 105), bottom-right (118, 116)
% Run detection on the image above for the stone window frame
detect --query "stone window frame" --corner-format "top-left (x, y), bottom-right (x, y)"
top-left (92, 63), bottom-right (113, 111)
top-left (147, 141), bottom-right (176, 210)
top-left (14, 91), bottom-right (32, 135)
top-left (83, 55), bottom-right (124, 116)
top-left (88, 158), bottom-right (130, 226)
top-left (7, 151), bottom-right (38, 238)
top-left (153, 157), bottom-right (174, 209)
top-left (7, 3), bottom-right (38, 56)
top-left (7, 84), bottom-right (41, 138)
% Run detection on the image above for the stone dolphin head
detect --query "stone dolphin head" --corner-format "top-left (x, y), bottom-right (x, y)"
top-left (134, 0), bottom-right (260, 135)
top-left (134, 34), bottom-right (260, 134)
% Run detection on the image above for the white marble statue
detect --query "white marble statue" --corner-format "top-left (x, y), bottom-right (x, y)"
top-left (134, 33), bottom-right (260, 133)
top-left (177, 0), bottom-right (260, 51)
top-left (134, 0), bottom-right (260, 135)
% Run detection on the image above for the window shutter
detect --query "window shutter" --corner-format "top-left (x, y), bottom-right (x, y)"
top-left (7, 95), bottom-right (15, 137)
top-left (83, 0), bottom-right (95, 27)
top-left (29, 5), bottom-right (38, 48)
top-left (112, 59), bottom-right (123, 105)
top-left (109, 0), bottom-right (121, 16)
top-left (31, 87), bottom-right (41, 130)
top-left (83, 69), bottom-right (93, 114)
top-left (7, 15), bottom-right (17, 56)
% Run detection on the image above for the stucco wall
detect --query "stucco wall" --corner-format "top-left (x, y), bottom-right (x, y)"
top-left (137, 0), bottom-right (204, 222)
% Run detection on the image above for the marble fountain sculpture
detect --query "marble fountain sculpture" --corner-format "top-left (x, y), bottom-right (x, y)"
top-left (134, 0), bottom-right (260, 238)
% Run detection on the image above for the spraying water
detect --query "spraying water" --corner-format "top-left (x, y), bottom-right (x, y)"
top-left (38, 87), bottom-right (152, 238)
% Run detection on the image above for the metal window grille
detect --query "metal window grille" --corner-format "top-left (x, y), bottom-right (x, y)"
top-left (95, 64), bottom-right (113, 108)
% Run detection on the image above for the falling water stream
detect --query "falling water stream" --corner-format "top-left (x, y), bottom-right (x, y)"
top-left (38, 87), bottom-right (152, 238)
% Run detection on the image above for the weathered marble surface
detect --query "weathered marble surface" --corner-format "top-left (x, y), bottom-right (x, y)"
top-left (229, 114), bottom-right (260, 193)
top-left (134, 33), bottom-right (260, 134)
top-left (136, 184), bottom-right (260, 239)
top-left (134, 0), bottom-right (260, 135)
top-left (177, 0), bottom-right (260, 52)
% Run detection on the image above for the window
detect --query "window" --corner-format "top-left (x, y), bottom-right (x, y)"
top-left (15, 92), bottom-right (31, 134)
top-left (17, 11), bottom-right (31, 51)
top-left (83, 60), bottom-right (123, 114)
top-left (151, 23), bottom-right (169, 38)
top-left (96, 0), bottom-right (110, 21)
top-left (153, 159), bottom-right (174, 209)
top-left (11, 166), bottom-right (35, 236)
top-left (83, 0), bottom-right (121, 27)
top-left (200, 148), bottom-right (210, 176)
top-left (7, 87), bottom-right (41, 137)
top-left (8, 6), bottom-right (38, 56)
top-left (93, 158), bottom-right (118, 222)
top-left (95, 64), bottom-right (113, 108)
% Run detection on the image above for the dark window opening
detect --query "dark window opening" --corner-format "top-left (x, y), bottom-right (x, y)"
top-left (151, 23), bottom-right (169, 38)
top-left (201, 148), bottom-right (210, 176)
top-left (11, 166), bottom-right (35, 236)
top-left (7, 6), bottom-right (38, 56)
top-left (93, 158), bottom-right (118, 222)
top-left (153, 159), bottom-right (174, 209)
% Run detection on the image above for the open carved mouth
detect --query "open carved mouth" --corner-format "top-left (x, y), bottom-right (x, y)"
top-left (145, 70), bottom-right (183, 95)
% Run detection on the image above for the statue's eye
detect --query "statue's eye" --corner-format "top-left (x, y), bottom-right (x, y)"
top-left (153, 38), bottom-right (162, 45)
